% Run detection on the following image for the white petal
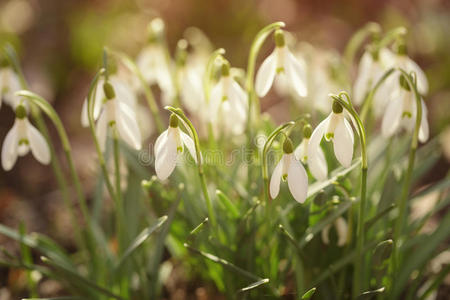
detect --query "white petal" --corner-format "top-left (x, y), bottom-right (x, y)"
top-left (81, 99), bottom-right (89, 127)
top-left (308, 115), bottom-right (330, 159)
top-left (154, 129), bottom-right (169, 157)
top-left (333, 118), bottom-right (354, 167)
top-left (335, 217), bottom-right (348, 247)
top-left (294, 140), bottom-right (307, 162)
top-left (208, 82), bottom-right (223, 121)
top-left (180, 130), bottom-right (198, 163)
top-left (381, 95), bottom-right (403, 139)
top-left (155, 131), bottom-right (178, 181)
top-left (284, 51), bottom-right (308, 97)
top-left (26, 120), bottom-right (51, 165)
top-left (230, 81), bottom-right (248, 108)
top-left (255, 52), bottom-right (276, 97)
top-left (269, 157), bottom-right (283, 200)
top-left (321, 224), bottom-right (331, 245)
top-left (406, 58), bottom-right (428, 95)
top-left (353, 52), bottom-right (373, 105)
top-left (1, 122), bottom-right (18, 171)
top-left (418, 99), bottom-right (429, 143)
top-left (308, 146), bottom-right (328, 181)
top-left (116, 102), bottom-right (142, 150)
top-left (96, 111), bottom-right (109, 153)
top-left (287, 155), bottom-right (308, 203)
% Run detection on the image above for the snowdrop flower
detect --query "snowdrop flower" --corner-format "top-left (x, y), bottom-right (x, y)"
top-left (381, 79), bottom-right (429, 143)
top-left (270, 138), bottom-right (308, 203)
top-left (308, 101), bottom-right (354, 168)
top-left (1, 104), bottom-right (50, 171)
top-left (154, 114), bottom-right (197, 180)
top-left (353, 47), bottom-right (395, 106)
top-left (95, 82), bottom-right (141, 152)
top-left (81, 76), bottom-right (137, 127)
top-left (255, 29), bottom-right (307, 98)
top-left (321, 217), bottom-right (348, 247)
top-left (136, 19), bottom-right (173, 103)
top-left (209, 60), bottom-right (248, 135)
top-left (295, 124), bottom-right (328, 180)
top-left (0, 66), bottom-right (22, 108)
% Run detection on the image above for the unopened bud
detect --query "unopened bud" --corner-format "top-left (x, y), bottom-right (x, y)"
top-left (303, 124), bottom-right (312, 139)
top-left (15, 104), bottom-right (27, 119)
top-left (332, 100), bottom-right (343, 114)
top-left (169, 114), bottom-right (179, 128)
top-left (103, 82), bottom-right (116, 100)
top-left (283, 137), bottom-right (294, 154)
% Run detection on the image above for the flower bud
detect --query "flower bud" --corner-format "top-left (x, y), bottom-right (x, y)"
top-left (283, 137), bottom-right (294, 154)
top-left (303, 124), bottom-right (312, 139)
top-left (103, 82), bottom-right (116, 100)
top-left (373, 239), bottom-right (393, 268)
top-left (15, 104), bottom-right (27, 119)
top-left (332, 100), bottom-right (343, 114)
top-left (169, 114), bottom-right (179, 128)
top-left (274, 29), bottom-right (285, 48)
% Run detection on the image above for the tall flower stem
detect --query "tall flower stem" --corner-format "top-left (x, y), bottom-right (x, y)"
top-left (165, 106), bottom-right (217, 228)
top-left (113, 134), bottom-right (126, 253)
top-left (3, 45), bottom-right (77, 242)
top-left (245, 21), bottom-right (285, 189)
top-left (343, 22), bottom-right (381, 67)
top-left (331, 92), bottom-right (368, 298)
top-left (391, 69), bottom-right (423, 283)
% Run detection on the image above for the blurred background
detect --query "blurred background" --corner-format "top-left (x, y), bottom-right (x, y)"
top-left (0, 0), bottom-right (449, 298)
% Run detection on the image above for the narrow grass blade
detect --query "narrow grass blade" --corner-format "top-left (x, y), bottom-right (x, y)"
top-left (116, 215), bottom-right (168, 268)
top-left (237, 278), bottom-right (270, 293)
top-left (302, 287), bottom-right (317, 299)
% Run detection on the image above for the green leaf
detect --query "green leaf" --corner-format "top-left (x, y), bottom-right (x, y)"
top-left (302, 287), bottom-right (316, 299)
top-left (116, 215), bottom-right (168, 268)
top-left (216, 190), bottom-right (239, 218)
top-left (23, 297), bottom-right (84, 300)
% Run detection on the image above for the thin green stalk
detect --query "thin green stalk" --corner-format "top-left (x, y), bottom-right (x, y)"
top-left (391, 69), bottom-right (423, 290)
top-left (113, 134), bottom-right (126, 253)
top-left (331, 93), bottom-right (368, 299)
top-left (343, 22), bottom-right (381, 67)
top-left (165, 106), bottom-right (216, 227)
top-left (3, 45), bottom-right (79, 246)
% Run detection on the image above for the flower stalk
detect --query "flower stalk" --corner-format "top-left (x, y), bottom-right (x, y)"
top-left (330, 92), bottom-right (368, 298)
top-left (165, 106), bottom-right (216, 228)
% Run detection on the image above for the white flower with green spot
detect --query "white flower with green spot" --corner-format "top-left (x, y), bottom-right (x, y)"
top-left (321, 217), bottom-right (349, 247)
top-left (1, 104), bottom-right (50, 171)
top-left (308, 101), bottom-right (355, 168)
top-left (255, 29), bottom-right (307, 98)
top-left (270, 138), bottom-right (308, 203)
top-left (0, 67), bottom-right (22, 109)
top-left (154, 114), bottom-right (197, 181)
top-left (95, 82), bottom-right (141, 152)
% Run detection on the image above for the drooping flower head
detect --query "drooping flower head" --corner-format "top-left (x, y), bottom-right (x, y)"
top-left (1, 104), bottom-right (50, 171)
top-left (255, 29), bottom-right (307, 98)
top-left (308, 100), bottom-right (355, 169)
top-left (95, 82), bottom-right (141, 152)
top-left (209, 59), bottom-right (248, 135)
top-left (270, 137), bottom-right (308, 203)
top-left (381, 74), bottom-right (429, 143)
top-left (0, 64), bottom-right (22, 109)
top-left (154, 114), bottom-right (197, 181)
top-left (295, 124), bottom-right (328, 180)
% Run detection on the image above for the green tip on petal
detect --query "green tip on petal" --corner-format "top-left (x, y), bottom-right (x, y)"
top-left (332, 100), bottom-right (343, 114)
top-left (103, 82), bottom-right (116, 100)
top-left (15, 104), bottom-right (27, 119)
top-left (274, 29), bottom-right (285, 48)
top-left (169, 114), bottom-right (179, 128)
top-left (303, 124), bottom-right (312, 139)
top-left (283, 137), bottom-right (294, 154)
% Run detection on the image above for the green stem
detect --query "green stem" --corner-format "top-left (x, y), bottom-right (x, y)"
top-left (331, 93), bottom-right (368, 298)
top-left (113, 134), bottom-right (126, 253)
top-left (391, 69), bottom-right (423, 287)
top-left (165, 106), bottom-right (216, 228)
top-left (203, 48), bottom-right (225, 102)
top-left (343, 22), bottom-right (381, 67)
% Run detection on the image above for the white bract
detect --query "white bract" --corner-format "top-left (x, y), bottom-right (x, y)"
top-left (154, 115), bottom-right (197, 181)
top-left (0, 67), bottom-right (22, 108)
top-left (381, 87), bottom-right (429, 143)
top-left (321, 217), bottom-right (348, 247)
top-left (270, 139), bottom-right (308, 203)
top-left (1, 105), bottom-right (50, 171)
top-left (308, 102), bottom-right (355, 168)
top-left (353, 47), bottom-right (395, 106)
top-left (209, 61), bottom-right (248, 135)
top-left (95, 82), bottom-right (141, 152)
top-left (255, 30), bottom-right (307, 98)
